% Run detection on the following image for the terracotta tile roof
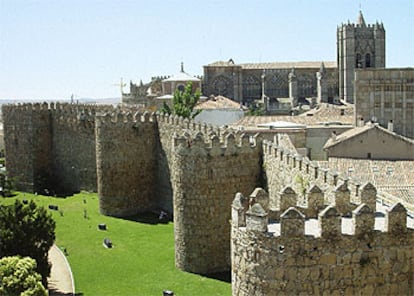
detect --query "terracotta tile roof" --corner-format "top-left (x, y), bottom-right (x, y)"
top-left (317, 158), bottom-right (414, 209)
top-left (195, 96), bottom-right (245, 110)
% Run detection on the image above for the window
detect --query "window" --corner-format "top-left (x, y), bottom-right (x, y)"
top-left (365, 53), bottom-right (371, 68)
top-left (177, 84), bottom-right (185, 92)
top-left (356, 54), bottom-right (362, 68)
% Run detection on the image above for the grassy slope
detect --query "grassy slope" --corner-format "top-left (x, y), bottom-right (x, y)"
top-left (0, 192), bottom-right (231, 296)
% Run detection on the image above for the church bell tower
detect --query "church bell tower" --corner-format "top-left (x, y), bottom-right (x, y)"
top-left (337, 11), bottom-right (385, 103)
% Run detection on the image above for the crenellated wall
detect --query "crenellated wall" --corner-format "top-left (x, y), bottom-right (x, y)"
top-left (2, 103), bottom-right (116, 195)
top-left (263, 136), bottom-right (377, 214)
top-left (3, 102), bottom-right (413, 283)
top-left (2, 103), bottom-right (52, 192)
top-left (172, 129), bottom-right (262, 273)
top-left (231, 188), bottom-right (414, 296)
top-left (96, 111), bottom-right (158, 216)
top-left (49, 103), bottom-right (102, 193)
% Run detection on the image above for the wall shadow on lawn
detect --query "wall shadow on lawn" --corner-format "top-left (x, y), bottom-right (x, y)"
top-left (204, 271), bottom-right (231, 283)
top-left (120, 210), bottom-right (172, 225)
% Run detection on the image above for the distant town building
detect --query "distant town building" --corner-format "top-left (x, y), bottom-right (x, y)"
top-left (354, 68), bottom-right (414, 139)
top-left (122, 63), bottom-right (202, 109)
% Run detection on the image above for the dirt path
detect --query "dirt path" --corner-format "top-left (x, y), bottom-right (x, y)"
top-left (48, 245), bottom-right (75, 296)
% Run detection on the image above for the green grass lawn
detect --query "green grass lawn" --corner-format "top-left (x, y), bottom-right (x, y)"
top-left (0, 192), bottom-right (231, 296)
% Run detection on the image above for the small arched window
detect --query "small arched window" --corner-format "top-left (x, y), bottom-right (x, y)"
top-left (365, 53), bottom-right (371, 68)
top-left (356, 54), bottom-right (362, 68)
top-left (177, 84), bottom-right (185, 92)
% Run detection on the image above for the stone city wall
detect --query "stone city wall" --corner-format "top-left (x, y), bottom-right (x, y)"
top-left (2, 103), bottom-right (52, 192)
top-left (231, 188), bottom-right (414, 296)
top-left (49, 103), bottom-right (103, 193)
top-left (172, 129), bottom-right (262, 274)
top-left (2, 103), bottom-right (116, 195)
top-left (96, 110), bottom-right (157, 217)
top-left (263, 136), bottom-right (375, 213)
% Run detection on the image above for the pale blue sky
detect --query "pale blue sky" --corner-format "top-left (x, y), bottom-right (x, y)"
top-left (0, 0), bottom-right (413, 100)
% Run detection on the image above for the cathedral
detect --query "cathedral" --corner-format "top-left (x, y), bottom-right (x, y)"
top-left (123, 11), bottom-right (413, 139)
top-left (202, 11), bottom-right (385, 105)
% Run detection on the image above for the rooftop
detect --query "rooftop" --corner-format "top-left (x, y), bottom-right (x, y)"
top-left (206, 60), bottom-right (337, 69)
top-left (232, 103), bottom-right (354, 129)
top-left (163, 62), bottom-right (201, 82)
top-left (324, 122), bottom-right (414, 149)
top-left (195, 96), bottom-right (245, 110)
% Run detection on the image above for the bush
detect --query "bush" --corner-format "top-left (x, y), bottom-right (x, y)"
top-left (0, 200), bottom-right (55, 287)
top-left (0, 256), bottom-right (47, 296)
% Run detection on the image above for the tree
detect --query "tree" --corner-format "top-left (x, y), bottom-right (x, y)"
top-left (161, 81), bottom-right (202, 119)
top-left (0, 256), bottom-right (47, 296)
top-left (0, 172), bottom-right (16, 197)
top-left (0, 200), bottom-right (55, 287)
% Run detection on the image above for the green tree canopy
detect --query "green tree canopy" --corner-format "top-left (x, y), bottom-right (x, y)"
top-left (0, 200), bottom-right (55, 287)
top-left (161, 81), bottom-right (202, 119)
top-left (0, 256), bottom-right (47, 296)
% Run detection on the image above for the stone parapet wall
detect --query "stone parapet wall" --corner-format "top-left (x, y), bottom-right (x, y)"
top-left (231, 188), bottom-right (414, 296)
top-left (263, 137), bottom-right (377, 213)
top-left (172, 130), bottom-right (262, 274)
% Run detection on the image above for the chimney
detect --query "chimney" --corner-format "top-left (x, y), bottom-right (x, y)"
top-left (388, 120), bottom-right (394, 132)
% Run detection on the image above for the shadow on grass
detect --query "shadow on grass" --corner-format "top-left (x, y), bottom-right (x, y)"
top-left (203, 271), bottom-right (231, 283)
top-left (120, 211), bottom-right (172, 225)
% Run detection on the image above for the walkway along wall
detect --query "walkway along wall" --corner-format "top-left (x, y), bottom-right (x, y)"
top-left (231, 188), bottom-right (414, 296)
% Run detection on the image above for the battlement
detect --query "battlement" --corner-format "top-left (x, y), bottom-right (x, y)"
top-left (231, 188), bottom-right (414, 295)
top-left (262, 138), bottom-right (380, 210)
top-left (95, 110), bottom-right (156, 126)
top-left (172, 130), bottom-right (260, 156)
top-left (233, 187), bottom-right (410, 238)
top-left (339, 22), bottom-right (384, 30)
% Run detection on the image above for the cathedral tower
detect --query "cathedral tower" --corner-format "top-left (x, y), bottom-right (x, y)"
top-left (337, 11), bottom-right (385, 103)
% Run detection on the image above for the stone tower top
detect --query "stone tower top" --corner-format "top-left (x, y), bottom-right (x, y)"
top-left (357, 10), bottom-right (366, 27)
top-left (337, 11), bottom-right (386, 103)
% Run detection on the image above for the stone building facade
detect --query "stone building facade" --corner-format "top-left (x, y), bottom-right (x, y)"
top-left (202, 60), bottom-right (338, 106)
top-left (122, 64), bottom-right (202, 109)
top-left (202, 11), bottom-right (386, 106)
top-left (337, 11), bottom-right (386, 103)
top-left (323, 122), bottom-right (414, 160)
top-left (354, 68), bottom-right (414, 139)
